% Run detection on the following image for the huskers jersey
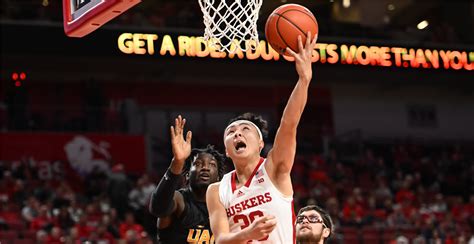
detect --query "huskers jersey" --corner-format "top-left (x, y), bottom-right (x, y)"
top-left (219, 158), bottom-right (295, 243)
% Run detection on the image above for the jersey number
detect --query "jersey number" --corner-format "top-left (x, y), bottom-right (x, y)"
top-left (233, 210), bottom-right (269, 241)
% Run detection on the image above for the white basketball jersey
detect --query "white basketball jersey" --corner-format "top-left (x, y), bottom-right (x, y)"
top-left (219, 158), bottom-right (295, 243)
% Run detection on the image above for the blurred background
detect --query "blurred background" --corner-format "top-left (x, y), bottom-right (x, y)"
top-left (1, 0), bottom-right (473, 243)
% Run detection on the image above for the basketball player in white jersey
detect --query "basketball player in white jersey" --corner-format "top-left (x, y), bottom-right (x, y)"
top-left (206, 32), bottom-right (318, 244)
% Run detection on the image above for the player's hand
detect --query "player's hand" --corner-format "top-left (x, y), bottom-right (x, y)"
top-left (243, 215), bottom-right (277, 241)
top-left (170, 115), bottom-right (192, 165)
top-left (286, 32), bottom-right (317, 83)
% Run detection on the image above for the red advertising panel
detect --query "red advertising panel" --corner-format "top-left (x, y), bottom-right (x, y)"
top-left (0, 132), bottom-right (146, 175)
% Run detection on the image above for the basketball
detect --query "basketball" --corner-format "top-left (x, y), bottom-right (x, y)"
top-left (265, 4), bottom-right (318, 55)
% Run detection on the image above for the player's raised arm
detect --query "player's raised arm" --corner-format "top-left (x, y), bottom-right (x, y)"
top-left (267, 33), bottom-right (317, 185)
top-left (206, 183), bottom-right (277, 244)
top-left (149, 115), bottom-right (192, 217)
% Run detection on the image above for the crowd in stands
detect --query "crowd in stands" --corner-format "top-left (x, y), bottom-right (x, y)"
top-left (1, 140), bottom-right (472, 243)
top-left (0, 159), bottom-right (157, 243)
top-left (292, 143), bottom-right (473, 243)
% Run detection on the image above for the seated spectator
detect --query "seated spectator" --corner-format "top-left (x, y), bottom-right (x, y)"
top-left (74, 213), bottom-right (95, 240)
top-left (46, 226), bottom-right (63, 243)
top-left (30, 205), bottom-right (52, 231)
top-left (374, 179), bottom-right (392, 206)
top-left (0, 171), bottom-right (15, 202)
top-left (89, 224), bottom-right (115, 244)
top-left (0, 201), bottom-right (21, 229)
top-left (341, 196), bottom-right (365, 225)
top-left (53, 206), bottom-right (75, 231)
top-left (36, 229), bottom-right (49, 243)
top-left (84, 202), bottom-right (103, 228)
top-left (119, 212), bottom-right (144, 239)
top-left (393, 235), bottom-right (409, 244)
top-left (128, 175), bottom-right (155, 211)
top-left (102, 209), bottom-right (121, 238)
top-left (395, 180), bottom-right (415, 204)
top-left (387, 205), bottom-right (410, 228)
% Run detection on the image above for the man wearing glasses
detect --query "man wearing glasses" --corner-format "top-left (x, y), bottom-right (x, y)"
top-left (295, 205), bottom-right (334, 244)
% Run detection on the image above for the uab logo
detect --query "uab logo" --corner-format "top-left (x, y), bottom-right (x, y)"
top-left (187, 228), bottom-right (215, 244)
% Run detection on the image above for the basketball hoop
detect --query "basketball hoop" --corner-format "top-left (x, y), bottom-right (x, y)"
top-left (198, 0), bottom-right (263, 53)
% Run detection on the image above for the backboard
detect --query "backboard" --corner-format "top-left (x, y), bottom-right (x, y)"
top-left (63, 0), bottom-right (141, 37)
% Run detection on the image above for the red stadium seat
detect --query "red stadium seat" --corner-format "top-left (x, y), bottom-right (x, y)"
top-left (340, 226), bottom-right (358, 236)
top-left (361, 226), bottom-right (381, 244)
top-left (0, 230), bottom-right (18, 242)
top-left (362, 226), bottom-right (380, 236)
top-left (400, 228), bottom-right (417, 241)
top-left (21, 230), bottom-right (36, 240)
top-left (13, 238), bottom-right (35, 244)
top-left (382, 228), bottom-right (398, 242)
top-left (0, 238), bottom-right (14, 244)
top-left (7, 220), bottom-right (26, 231)
top-left (343, 233), bottom-right (360, 244)
top-left (358, 172), bottom-right (373, 189)
top-left (362, 234), bottom-right (380, 244)
top-left (340, 227), bottom-right (360, 244)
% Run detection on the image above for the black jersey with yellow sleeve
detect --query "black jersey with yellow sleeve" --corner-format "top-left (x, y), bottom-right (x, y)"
top-left (157, 188), bottom-right (214, 244)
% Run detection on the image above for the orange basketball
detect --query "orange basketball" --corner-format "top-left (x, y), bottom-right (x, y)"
top-left (265, 4), bottom-right (318, 55)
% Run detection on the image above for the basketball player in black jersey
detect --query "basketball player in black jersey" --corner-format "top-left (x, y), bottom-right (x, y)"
top-left (149, 115), bottom-right (226, 244)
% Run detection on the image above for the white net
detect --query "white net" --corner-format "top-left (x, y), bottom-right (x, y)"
top-left (198, 0), bottom-right (263, 53)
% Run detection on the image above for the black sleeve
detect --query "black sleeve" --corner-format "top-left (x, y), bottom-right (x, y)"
top-left (149, 168), bottom-right (182, 217)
